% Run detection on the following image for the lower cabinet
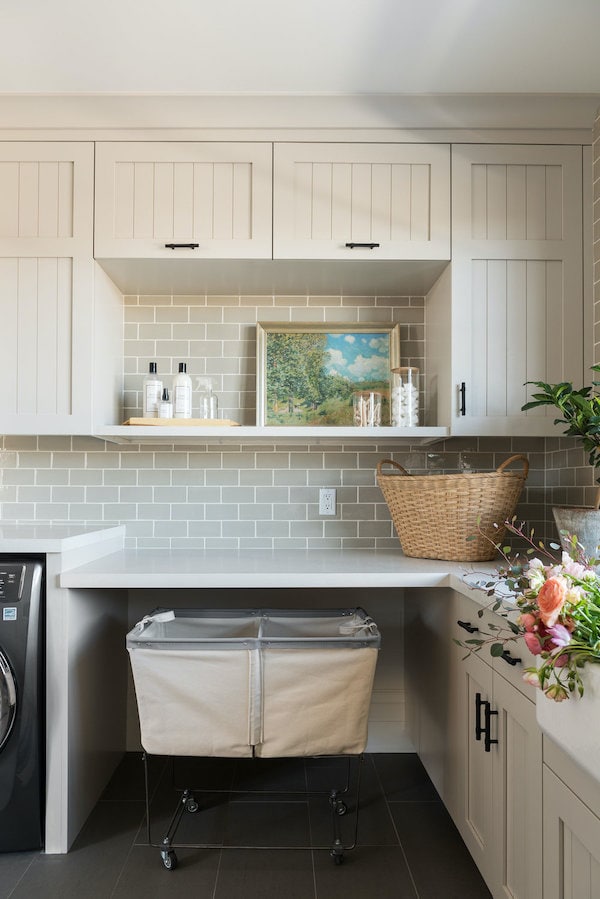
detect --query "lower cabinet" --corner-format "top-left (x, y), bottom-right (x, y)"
top-left (405, 587), bottom-right (543, 899)
top-left (543, 744), bottom-right (600, 898)
top-left (455, 646), bottom-right (543, 899)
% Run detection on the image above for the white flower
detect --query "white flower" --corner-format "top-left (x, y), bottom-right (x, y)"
top-left (526, 558), bottom-right (546, 590)
top-left (522, 670), bottom-right (540, 688)
top-left (565, 584), bottom-right (585, 605)
top-left (560, 552), bottom-right (588, 579)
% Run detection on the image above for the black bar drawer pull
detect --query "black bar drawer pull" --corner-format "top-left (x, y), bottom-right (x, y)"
top-left (457, 620), bottom-right (478, 634)
top-left (345, 242), bottom-right (380, 249)
top-left (475, 692), bottom-right (486, 741)
top-left (501, 650), bottom-right (521, 667)
top-left (164, 243), bottom-right (200, 250)
top-left (484, 704), bottom-right (498, 752)
top-left (459, 382), bottom-right (466, 416)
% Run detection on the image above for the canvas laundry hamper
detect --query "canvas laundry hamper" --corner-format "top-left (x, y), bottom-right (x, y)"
top-left (126, 608), bottom-right (381, 759)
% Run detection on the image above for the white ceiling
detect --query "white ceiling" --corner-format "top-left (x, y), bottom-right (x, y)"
top-left (2, 0), bottom-right (600, 95)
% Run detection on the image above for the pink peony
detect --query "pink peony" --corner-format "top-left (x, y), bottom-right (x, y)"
top-left (523, 632), bottom-right (543, 655)
top-left (537, 577), bottom-right (567, 628)
top-left (519, 613), bottom-right (537, 632)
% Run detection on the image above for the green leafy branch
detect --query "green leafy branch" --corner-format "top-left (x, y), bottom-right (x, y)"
top-left (522, 365), bottom-right (600, 475)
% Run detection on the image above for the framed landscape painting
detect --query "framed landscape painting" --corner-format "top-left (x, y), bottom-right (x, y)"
top-left (256, 322), bottom-right (400, 426)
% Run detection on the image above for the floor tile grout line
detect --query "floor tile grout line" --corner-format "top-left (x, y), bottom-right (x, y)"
top-left (304, 760), bottom-right (319, 899)
top-left (211, 847), bottom-right (224, 899)
top-left (6, 853), bottom-right (38, 899)
top-left (108, 819), bottom-right (144, 899)
top-left (371, 757), bottom-right (421, 899)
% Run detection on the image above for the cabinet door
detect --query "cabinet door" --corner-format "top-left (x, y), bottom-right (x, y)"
top-left (95, 142), bottom-right (272, 259)
top-left (273, 143), bottom-right (450, 260)
top-left (0, 142), bottom-right (95, 434)
top-left (450, 144), bottom-right (583, 436)
top-left (492, 672), bottom-right (542, 899)
top-left (543, 765), bottom-right (600, 899)
top-left (454, 651), bottom-right (496, 886)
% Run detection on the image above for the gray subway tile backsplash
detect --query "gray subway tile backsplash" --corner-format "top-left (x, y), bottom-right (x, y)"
top-left (0, 293), bottom-right (586, 548)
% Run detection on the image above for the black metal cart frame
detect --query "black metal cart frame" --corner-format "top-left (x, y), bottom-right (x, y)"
top-left (142, 751), bottom-right (364, 869)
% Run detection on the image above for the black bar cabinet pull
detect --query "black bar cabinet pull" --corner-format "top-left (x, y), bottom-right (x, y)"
top-left (501, 650), bottom-right (521, 667)
top-left (484, 704), bottom-right (498, 752)
top-left (475, 692), bottom-right (486, 741)
top-left (459, 382), bottom-right (466, 416)
top-left (345, 242), bottom-right (380, 249)
top-left (457, 620), bottom-right (478, 634)
top-left (164, 243), bottom-right (200, 250)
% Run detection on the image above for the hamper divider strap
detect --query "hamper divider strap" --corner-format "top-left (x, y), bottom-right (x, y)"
top-left (247, 648), bottom-right (263, 748)
top-left (496, 454), bottom-right (529, 478)
top-left (376, 459), bottom-right (409, 477)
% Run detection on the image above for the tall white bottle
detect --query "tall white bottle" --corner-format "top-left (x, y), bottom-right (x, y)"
top-left (142, 362), bottom-right (162, 418)
top-left (173, 362), bottom-right (192, 419)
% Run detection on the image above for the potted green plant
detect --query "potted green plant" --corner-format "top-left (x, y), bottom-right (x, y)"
top-left (523, 365), bottom-right (600, 557)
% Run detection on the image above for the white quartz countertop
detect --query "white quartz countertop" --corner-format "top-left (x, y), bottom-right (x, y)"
top-left (58, 546), bottom-right (495, 592)
top-left (0, 524), bottom-right (125, 553)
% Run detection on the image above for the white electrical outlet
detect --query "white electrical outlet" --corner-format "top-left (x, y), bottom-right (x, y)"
top-left (319, 487), bottom-right (336, 516)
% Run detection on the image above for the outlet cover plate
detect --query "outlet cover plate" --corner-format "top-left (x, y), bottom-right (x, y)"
top-left (319, 487), bottom-right (336, 516)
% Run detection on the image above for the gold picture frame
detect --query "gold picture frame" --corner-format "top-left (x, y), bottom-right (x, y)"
top-left (256, 322), bottom-right (401, 426)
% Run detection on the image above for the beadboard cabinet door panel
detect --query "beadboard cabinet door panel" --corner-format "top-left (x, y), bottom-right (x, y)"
top-left (455, 652), bottom-right (496, 888)
top-left (0, 141), bottom-right (99, 434)
top-left (449, 144), bottom-right (583, 437)
top-left (0, 142), bottom-right (93, 256)
top-left (491, 672), bottom-right (542, 899)
top-left (543, 765), bottom-right (600, 899)
top-left (273, 143), bottom-right (450, 260)
top-left (94, 142), bottom-right (273, 259)
top-left (0, 256), bottom-right (95, 433)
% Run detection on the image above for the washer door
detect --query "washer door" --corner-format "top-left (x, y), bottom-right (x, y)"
top-left (0, 649), bottom-right (17, 752)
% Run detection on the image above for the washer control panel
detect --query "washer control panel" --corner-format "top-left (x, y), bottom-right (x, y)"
top-left (0, 565), bottom-right (26, 602)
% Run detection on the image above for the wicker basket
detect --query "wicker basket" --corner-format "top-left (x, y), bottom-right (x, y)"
top-left (376, 454), bottom-right (529, 562)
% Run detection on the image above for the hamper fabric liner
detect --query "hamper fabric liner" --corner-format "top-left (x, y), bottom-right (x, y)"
top-left (127, 608), bottom-right (380, 758)
top-left (376, 453), bottom-right (529, 562)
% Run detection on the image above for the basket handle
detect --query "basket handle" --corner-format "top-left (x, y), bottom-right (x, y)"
top-left (376, 459), bottom-right (410, 476)
top-left (496, 454), bottom-right (529, 478)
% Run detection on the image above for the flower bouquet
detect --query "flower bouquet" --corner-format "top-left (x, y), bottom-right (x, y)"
top-left (460, 520), bottom-right (600, 702)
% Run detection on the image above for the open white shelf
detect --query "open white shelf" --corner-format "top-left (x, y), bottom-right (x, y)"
top-left (94, 425), bottom-right (449, 446)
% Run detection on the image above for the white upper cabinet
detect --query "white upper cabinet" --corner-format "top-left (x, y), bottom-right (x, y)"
top-left (0, 142), bottom-right (97, 434)
top-left (447, 144), bottom-right (583, 436)
top-left (273, 143), bottom-right (450, 260)
top-left (94, 142), bottom-right (273, 259)
top-left (0, 142), bottom-right (92, 256)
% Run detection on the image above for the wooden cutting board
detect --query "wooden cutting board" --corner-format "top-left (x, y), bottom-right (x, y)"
top-left (123, 418), bottom-right (240, 427)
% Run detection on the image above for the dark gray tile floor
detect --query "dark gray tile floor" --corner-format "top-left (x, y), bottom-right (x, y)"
top-left (0, 753), bottom-right (491, 898)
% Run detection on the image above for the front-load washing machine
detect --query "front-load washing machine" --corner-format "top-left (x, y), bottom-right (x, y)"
top-left (0, 559), bottom-right (44, 851)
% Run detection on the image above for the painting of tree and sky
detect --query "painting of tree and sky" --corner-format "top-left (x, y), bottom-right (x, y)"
top-left (264, 327), bottom-right (396, 425)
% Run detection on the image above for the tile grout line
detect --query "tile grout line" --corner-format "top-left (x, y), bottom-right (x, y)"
top-left (211, 848), bottom-right (224, 899)
top-left (370, 757), bottom-right (421, 899)
top-left (304, 759), bottom-right (319, 899)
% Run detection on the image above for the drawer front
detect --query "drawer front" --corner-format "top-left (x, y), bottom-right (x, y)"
top-left (452, 590), bottom-right (536, 701)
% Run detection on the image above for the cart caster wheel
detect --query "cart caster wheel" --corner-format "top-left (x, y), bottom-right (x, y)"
top-left (185, 797), bottom-right (199, 813)
top-left (335, 801), bottom-right (347, 816)
top-left (161, 849), bottom-right (178, 870)
top-left (330, 850), bottom-right (344, 865)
